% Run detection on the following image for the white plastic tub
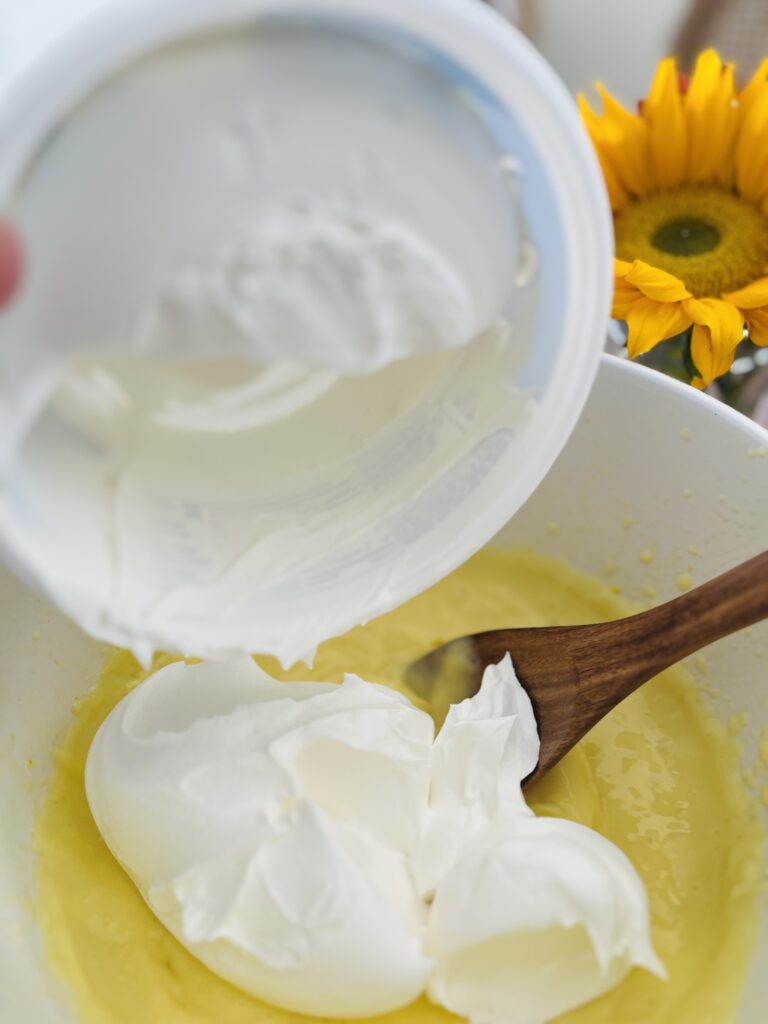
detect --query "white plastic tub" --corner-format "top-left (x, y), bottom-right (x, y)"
top-left (1, 355), bottom-right (766, 1021)
top-left (0, 0), bottom-right (612, 663)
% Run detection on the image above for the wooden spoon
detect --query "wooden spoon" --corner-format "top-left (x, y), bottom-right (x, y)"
top-left (406, 550), bottom-right (768, 789)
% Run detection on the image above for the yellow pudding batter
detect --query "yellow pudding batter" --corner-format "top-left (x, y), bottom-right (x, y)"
top-left (35, 548), bottom-right (764, 1024)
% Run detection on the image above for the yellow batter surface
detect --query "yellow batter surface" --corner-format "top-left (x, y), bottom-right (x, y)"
top-left (35, 548), bottom-right (764, 1024)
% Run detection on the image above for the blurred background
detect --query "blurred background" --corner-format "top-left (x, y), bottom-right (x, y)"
top-left (5, 0), bottom-right (767, 101)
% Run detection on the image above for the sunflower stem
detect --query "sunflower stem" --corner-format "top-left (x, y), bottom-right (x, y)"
top-left (682, 328), bottom-right (698, 381)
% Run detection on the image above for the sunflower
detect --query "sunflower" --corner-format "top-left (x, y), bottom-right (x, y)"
top-left (580, 50), bottom-right (768, 388)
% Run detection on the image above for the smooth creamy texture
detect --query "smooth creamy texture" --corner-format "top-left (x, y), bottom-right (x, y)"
top-left (86, 664), bottom-right (434, 1018)
top-left (131, 199), bottom-right (478, 375)
top-left (417, 660), bottom-right (663, 1024)
top-left (13, 319), bottom-right (530, 671)
top-left (0, 23), bottom-right (536, 672)
top-left (35, 549), bottom-right (764, 1024)
top-left (85, 654), bottom-right (660, 1022)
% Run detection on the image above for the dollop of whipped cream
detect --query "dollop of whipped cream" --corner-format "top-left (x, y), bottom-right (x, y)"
top-left (130, 199), bottom-right (477, 375)
top-left (86, 656), bottom-right (664, 1022)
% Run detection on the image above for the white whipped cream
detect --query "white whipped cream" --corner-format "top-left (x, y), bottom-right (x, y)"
top-left (130, 199), bottom-right (479, 376)
top-left (420, 665), bottom-right (665, 1023)
top-left (86, 656), bottom-right (663, 1022)
top-left (0, 17), bottom-right (539, 672)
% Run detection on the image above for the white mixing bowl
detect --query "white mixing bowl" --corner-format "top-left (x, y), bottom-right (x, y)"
top-left (1, 355), bottom-right (766, 1021)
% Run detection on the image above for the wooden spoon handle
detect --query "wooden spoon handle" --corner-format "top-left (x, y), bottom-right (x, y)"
top-left (566, 549), bottom-right (768, 715)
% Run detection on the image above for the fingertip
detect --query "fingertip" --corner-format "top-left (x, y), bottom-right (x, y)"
top-left (0, 221), bottom-right (23, 306)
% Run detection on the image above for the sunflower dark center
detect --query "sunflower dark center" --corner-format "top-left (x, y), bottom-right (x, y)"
top-left (614, 186), bottom-right (768, 296)
top-left (652, 217), bottom-right (721, 257)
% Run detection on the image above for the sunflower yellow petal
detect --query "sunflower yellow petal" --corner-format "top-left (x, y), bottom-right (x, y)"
top-left (690, 323), bottom-right (738, 386)
top-left (744, 307), bottom-right (768, 346)
top-left (685, 51), bottom-right (739, 185)
top-left (578, 94), bottom-right (630, 210)
top-left (736, 87), bottom-right (768, 202)
top-left (612, 279), bottom-right (642, 319)
top-left (723, 276), bottom-right (768, 309)
top-left (683, 296), bottom-right (745, 336)
top-left (614, 260), bottom-right (651, 315)
top-left (684, 297), bottom-right (745, 385)
top-left (586, 84), bottom-right (651, 198)
top-left (715, 63), bottom-right (739, 187)
top-left (738, 57), bottom-right (768, 121)
top-left (642, 57), bottom-right (687, 188)
top-left (612, 259), bottom-right (642, 318)
top-left (625, 297), bottom-right (691, 358)
top-left (596, 151), bottom-right (629, 210)
top-left (624, 260), bottom-right (691, 302)
top-left (736, 66), bottom-right (768, 195)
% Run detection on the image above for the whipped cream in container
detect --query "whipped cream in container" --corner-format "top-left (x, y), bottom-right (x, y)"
top-left (0, 0), bottom-right (612, 663)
